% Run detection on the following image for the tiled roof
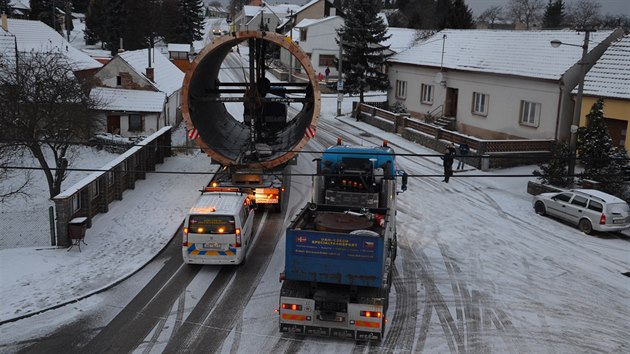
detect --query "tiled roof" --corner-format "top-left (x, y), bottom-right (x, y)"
top-left (5, 19), bottom-right (102, 71)
top-left (91, 87), bottom-right (166, 112)
top-left (117, 49), bottom-right (184, 96)
top-left (389, 29), bottom-right (615, 81)
top-left (580, 34), bottom-right (630, 100)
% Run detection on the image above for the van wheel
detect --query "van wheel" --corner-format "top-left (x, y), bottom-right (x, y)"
top-left (534, 201), bottom-right (546, 215)
top-left (578, 219), bottom-right (593, 234)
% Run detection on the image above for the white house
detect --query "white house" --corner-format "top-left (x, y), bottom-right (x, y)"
top-left (281, 17), bottom-right (416, 81)
top-left (233, 4), bottom-right (300, 32)
top-left (387, 29), bottom-right (623, 141)
top-left (92, 48), bottom-right (185, 138)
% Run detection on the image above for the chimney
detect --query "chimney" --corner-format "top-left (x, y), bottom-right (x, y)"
top-left (1, 13), bottom-right (8, 32)
top-left (146, 67), bottom-right (154, 82)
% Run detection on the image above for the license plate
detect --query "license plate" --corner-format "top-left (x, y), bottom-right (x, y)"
top-left (612, 219), bottom-right (626, 224)
top-left (203, 242), bottom-right (219, 249)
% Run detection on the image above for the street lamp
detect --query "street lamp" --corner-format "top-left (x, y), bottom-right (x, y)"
top-left (550, 28), bottom-right (593, 182)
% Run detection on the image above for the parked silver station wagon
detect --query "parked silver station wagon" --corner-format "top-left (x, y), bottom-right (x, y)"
top-left (532, 189), bottom-right (630, 234)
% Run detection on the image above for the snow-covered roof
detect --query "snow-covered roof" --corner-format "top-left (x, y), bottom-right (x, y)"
top-left (168, 43), bottom-right (191, 53)
top-left (91, 87), bottom-right (166, 113)
top-left (4, 18), bottom-right (102, 72)
top-left (385, 28), bottom-right (417, 53)
top-left (117, 49), bottom-right (184, 96)
top-left (389, 29), bottom-right (615, 81)
top-left (243, 4), bottom-right (300, 18)
top-left (9, 0), bottom-right (30, 10)
top-left (580, 34), bottom-right (630, 100)
top-left (295, 17), bottom-right (336, 28)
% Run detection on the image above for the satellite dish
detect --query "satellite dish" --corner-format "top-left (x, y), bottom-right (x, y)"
top-left (434, 72), bottom-right (444, 84)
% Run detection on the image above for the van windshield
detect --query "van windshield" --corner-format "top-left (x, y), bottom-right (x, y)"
top-left (188, 215), bottom-right (236, 234)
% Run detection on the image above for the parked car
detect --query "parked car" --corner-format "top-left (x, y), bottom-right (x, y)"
top-left (532, 189), bottom-right (630, 234)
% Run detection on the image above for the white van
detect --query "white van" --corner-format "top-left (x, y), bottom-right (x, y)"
top-left (182, 189), bottom-right (254, 265)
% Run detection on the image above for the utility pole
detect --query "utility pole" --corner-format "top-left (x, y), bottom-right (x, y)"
top-left (336, 34), bottom-right (343, 116)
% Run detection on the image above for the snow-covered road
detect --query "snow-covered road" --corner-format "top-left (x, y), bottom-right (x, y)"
top-left (1, 94), bottom-right (629, 353)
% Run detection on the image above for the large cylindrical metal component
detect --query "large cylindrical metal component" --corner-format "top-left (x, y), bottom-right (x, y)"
top-left (181, 31), bottom-right (320, 169)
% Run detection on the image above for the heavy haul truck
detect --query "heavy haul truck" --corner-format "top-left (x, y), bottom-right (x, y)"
top-left (181, 31), bottom-right (320, 211)
top-left (279, 140), bottom-right (408, 340)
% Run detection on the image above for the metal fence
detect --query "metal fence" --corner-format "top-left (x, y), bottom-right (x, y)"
top-left (0, 205), bottom-right (54, 250)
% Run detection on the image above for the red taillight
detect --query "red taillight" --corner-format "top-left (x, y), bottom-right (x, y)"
top-left (599, 214), bottom-right (606, 225)
top-left (360, 311), bottom-right (382, 318)
top-left (235, 231), bottom-right (241, 247)
top-left (281, 303), bottom-right (302, 311)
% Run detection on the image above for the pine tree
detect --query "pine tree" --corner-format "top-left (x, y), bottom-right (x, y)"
top-left (337, 0), bottom-right (392, 102)
top-left (104, 0), bottom-right (124, 55)
top-left (0, 0), bottom-right (11, 16)
top-left (85, 0), bottom-right (106, 45)
top-left (577, 98), bottom-right (612, 176)
top-left (160, 0), bottom-right (183, 43)
top-left (71, 0), bottom-right (90, 13)
top-left (533, 141), bottom-right (573, 187)
top-left (542, 0), bottom-right (565, 29)
top-left (434, 0), bottom-right (451, 29)
top-left (576, 98), bottom-right (628, 197)
top-left (445, 0), bottom-right (474, 29)
top-left (30, 0), bottom-right (56, 29)
top-left (174, 0), bottom-right (205, 44)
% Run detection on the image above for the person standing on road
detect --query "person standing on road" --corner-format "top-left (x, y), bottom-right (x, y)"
top-left (457, 142), bottom-right (469, 170)
top-left (325, 66), bottom-right (330, 82)
top-left (441, 147), bottom-right (454, 183)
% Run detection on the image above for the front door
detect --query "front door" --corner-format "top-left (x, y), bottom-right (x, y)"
top-left (604, 118), bottom-right (627, 148)
top-left (107, 115), bottom-right (120, 134)
top-left (444, 88), bottom-right (458, 117)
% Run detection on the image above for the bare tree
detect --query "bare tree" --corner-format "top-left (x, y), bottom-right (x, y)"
top-left (478, 5), bottom-right (503, 28)
top-left (566, 0), bottom-right (601, 28)
top-left (0, 51), bottom-right (102, 199)
top-left (506, 0), bottom-right (545, 29)
top-left (600, 14), bottom-right (630, 31)
top-left (0, 147), bottom-right (31, 202)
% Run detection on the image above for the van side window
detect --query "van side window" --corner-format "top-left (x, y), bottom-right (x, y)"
top-left (587, 200), bottom-right (603, 212)
top-left (570, 195), bottom-right (587, 207)
top-left (555, 193), bottom-right (572, 202)
top-left (240, 204), bottom-right (247, 223)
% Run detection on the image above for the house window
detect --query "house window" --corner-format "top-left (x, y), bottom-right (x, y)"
top-left (128, 114), bottom-right (143, 131)
top-left (121, 160), bottom-right (128, 175)
top-left (300, 29), bottom-right (307, 41)
top-left (108, 171), bottom-right (115, 186)
top-left (91, 178), bottom-right (101, 200)
top-left (395, 80), bottom-right (407, 99)
top-left (472, 92), bottom-right (489, 116)
top-left (71, 194), bottom-right (81, 212)
top-left (116, 76), bottom-right (122, 86)
top-left (319, 54), bottom-right (335, 67)
top-left (420, 84), bottom-right (433, 104)
top-left (520, 100), bottom-right (540, 126)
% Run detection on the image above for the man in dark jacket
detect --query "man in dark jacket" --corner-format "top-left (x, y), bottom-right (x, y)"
top-left (441, 147), bottom-right (454, 183)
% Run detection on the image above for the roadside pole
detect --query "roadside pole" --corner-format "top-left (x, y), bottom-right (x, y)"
top-left (337, 35), bottom-right (343, 116)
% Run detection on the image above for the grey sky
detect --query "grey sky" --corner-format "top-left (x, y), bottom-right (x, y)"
top-left (465, 0), bottom-right (630, 17)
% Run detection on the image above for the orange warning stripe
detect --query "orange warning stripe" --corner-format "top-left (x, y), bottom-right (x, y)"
top-left (281, 314), bottom-right (307, 321)
top-left (355, 320), bottom-right (381, 328)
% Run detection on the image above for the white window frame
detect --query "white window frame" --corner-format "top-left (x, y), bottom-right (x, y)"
top-left (420, 83), bottom-right (433, 104)
top-left (472, 92), bottom-right (489, 116)
top-left (395, 80), bottom-right (407, 99)
top-left (520, 100), bottom-right (541, 127)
